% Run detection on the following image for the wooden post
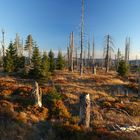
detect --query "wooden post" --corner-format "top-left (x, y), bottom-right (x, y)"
top-left (79, 93), bottom-right (90, 128)
top-left (32, 81), bottom-right (42, 107)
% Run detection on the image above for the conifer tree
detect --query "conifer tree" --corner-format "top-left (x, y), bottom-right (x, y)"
top-left (117, 60), bottom-right (129, 77)
top-left (29, 46), bottom-right (42, 78)
top-left (56, 50), bottom-right (65, 70)
top-left (48, 50), bottom-right (55, 72)
top-left (3, 42), bottom-right (17, 72)
top-left (41, 52), bottom-right (50, 78)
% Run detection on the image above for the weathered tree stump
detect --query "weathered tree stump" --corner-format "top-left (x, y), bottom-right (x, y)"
top-left (32, 81), bottom-right (42, 107)
top-left (78, 93), bottom-right (90, 128)
top-left (124, 88), bottom-right (128, 97)
top-left (93, 66), bottom-right (96, 75)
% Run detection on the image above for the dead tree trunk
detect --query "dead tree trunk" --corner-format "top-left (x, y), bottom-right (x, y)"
top-left (69, 32), bottom-right (74, 71)
top-left (32, 81), bottom-right (42, 107)
top-left (75, 47), bottom-right (78, 69)
top-left (88, 40), bottom-right (90, 67)
top-left (92, 39), bottom-right (95, 74)
top-left (1, 29), bottom-right (5, 57)
top-left (79, 93), bottom-right (90, 128)
top-left (125, 37), bottom-right (130, 64)
top-left (105, 35), bottom-right (110, 73)
top-left (138, 73), bottom-right (140, 97)
top-left (67, 47), bottom-right (70, 69)
top-left (80, 0), bottom-right (84, 76)
top-left (116, 48), bottom-right (121, 71)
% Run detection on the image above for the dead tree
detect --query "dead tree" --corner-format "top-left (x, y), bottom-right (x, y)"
top-left (138, 72), bottom-right (140, 97)
top-left (67, 46), bottom-right (70, 69)
top-left (69, 32), bottom-right (74, 71)
top-left (116, 48), bottom-right (121, 71)
top-left (79, 93), bottom-right (90, 128)
top-left (84, 49), bottom-right (86, 67)
top-left (14, 33), bottom-right (23, 57)
top-left (1, 29), bottom-right (5, 57)
top-left (92, 38), bottom-right (96, 74)
top-left (75, 47), bottom-right (78, 69)
top-left (32, 81), bottom-right (42, 107)
top-left (104, 35), bottom-right (114, 73)
top-left (25, 34), bottom-right (33, 64)
top-left (87, 40), bottom-right (90, 67)
top-left (125, 37), bottom-right (130, 64)
top-left (80, 0), bottom-right (84, 76)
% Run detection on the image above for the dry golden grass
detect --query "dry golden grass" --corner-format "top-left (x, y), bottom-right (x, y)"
top-left (0, 69), bottom-right (139, 140)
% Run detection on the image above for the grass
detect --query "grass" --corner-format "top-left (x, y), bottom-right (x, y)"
top-left (0, 69), bottom-right (139, 139)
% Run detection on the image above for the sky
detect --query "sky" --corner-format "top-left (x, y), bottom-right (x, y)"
top-left (0, 0), bottom-right (140, 59)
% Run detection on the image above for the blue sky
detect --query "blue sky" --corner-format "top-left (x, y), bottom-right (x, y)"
top-left (0, 0), bottom-right (140, 59)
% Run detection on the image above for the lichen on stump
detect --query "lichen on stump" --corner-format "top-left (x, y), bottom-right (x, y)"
top-left (32, 81), bottom-right (42, 107)
top-left (78, 93), bottom-right (90, 128)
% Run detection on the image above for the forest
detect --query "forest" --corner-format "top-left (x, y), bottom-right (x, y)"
top-left (0, 0), bottom-right (140, 140)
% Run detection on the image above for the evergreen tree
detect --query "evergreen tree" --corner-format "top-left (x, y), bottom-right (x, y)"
top-left (117, 60), bottom-right (129, 77)
top-left (3, 42), bottom-right (17, 72)
top-left (48, 50), bottom-right (55, 72)
top-left (56, 51), bottom-right (65, 70)
top-left (41, 52), bottom-right (50, 78)
top-left (29, 46), bottom-right (42, 78)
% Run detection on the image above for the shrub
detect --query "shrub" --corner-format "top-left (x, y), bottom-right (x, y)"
top-left (46, 89), bottom-right (70, 119)
top-left (117, 60), bottom-right (129, 77)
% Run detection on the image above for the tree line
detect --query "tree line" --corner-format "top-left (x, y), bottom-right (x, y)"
top-left (1, 34), bottom-right (65, 79)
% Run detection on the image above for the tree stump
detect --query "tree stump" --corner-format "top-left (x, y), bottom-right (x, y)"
top-left (93, 66), bottom-right (96, 75)
top-left (32, 81), bottom-right (42, 107)
top-left (79, 93), bottom-right (90, 128)
top-left (124, 88), bottom-right (128, 97)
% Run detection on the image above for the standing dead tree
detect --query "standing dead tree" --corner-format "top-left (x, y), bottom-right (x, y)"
top-left (87, 40), bottom-right (90, 67)
top-left (80, 0), bottom-right (84, 76)
top-left (69, 32), bottom-right (74, 71)
top-left (14, 33), bottom-right (23, 57)
top-left (92, 38), bottom-right (96, 74)
top-left (104, 35), bottom-right (114, 73)
top-left (67, 46), bottom-right (70, 69)
top-left (116, 48), bottom-right (121, 71)
top-left (138, 71), bottom-right (140, 97)
top-left (1, 29), bottom-right (5, 57)
top-left (84, 49), bottom-right (86, 67)
top-left (75, 47), bottom-right (78, 69)
top-left (125, 37), bottom-right (130, 64)
top-left (25, 34), bottom-right (33, 64)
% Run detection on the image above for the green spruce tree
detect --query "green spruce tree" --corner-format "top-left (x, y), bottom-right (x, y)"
top-left (41, 52), bottom-right (50, 78)
top-left (117, 60), bottom-right (129, 77)
top-left (3, 42), bottom-right (17, 72)
top-left (56, 50), bottom-right (65, 70)
top-left (48, 50), bottom-right (55, 72)
top-left (29, 46), bottom-right (42, 78)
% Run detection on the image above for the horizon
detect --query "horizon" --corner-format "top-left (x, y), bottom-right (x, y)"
top-left (0, 0), bottom-right (140, 59)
